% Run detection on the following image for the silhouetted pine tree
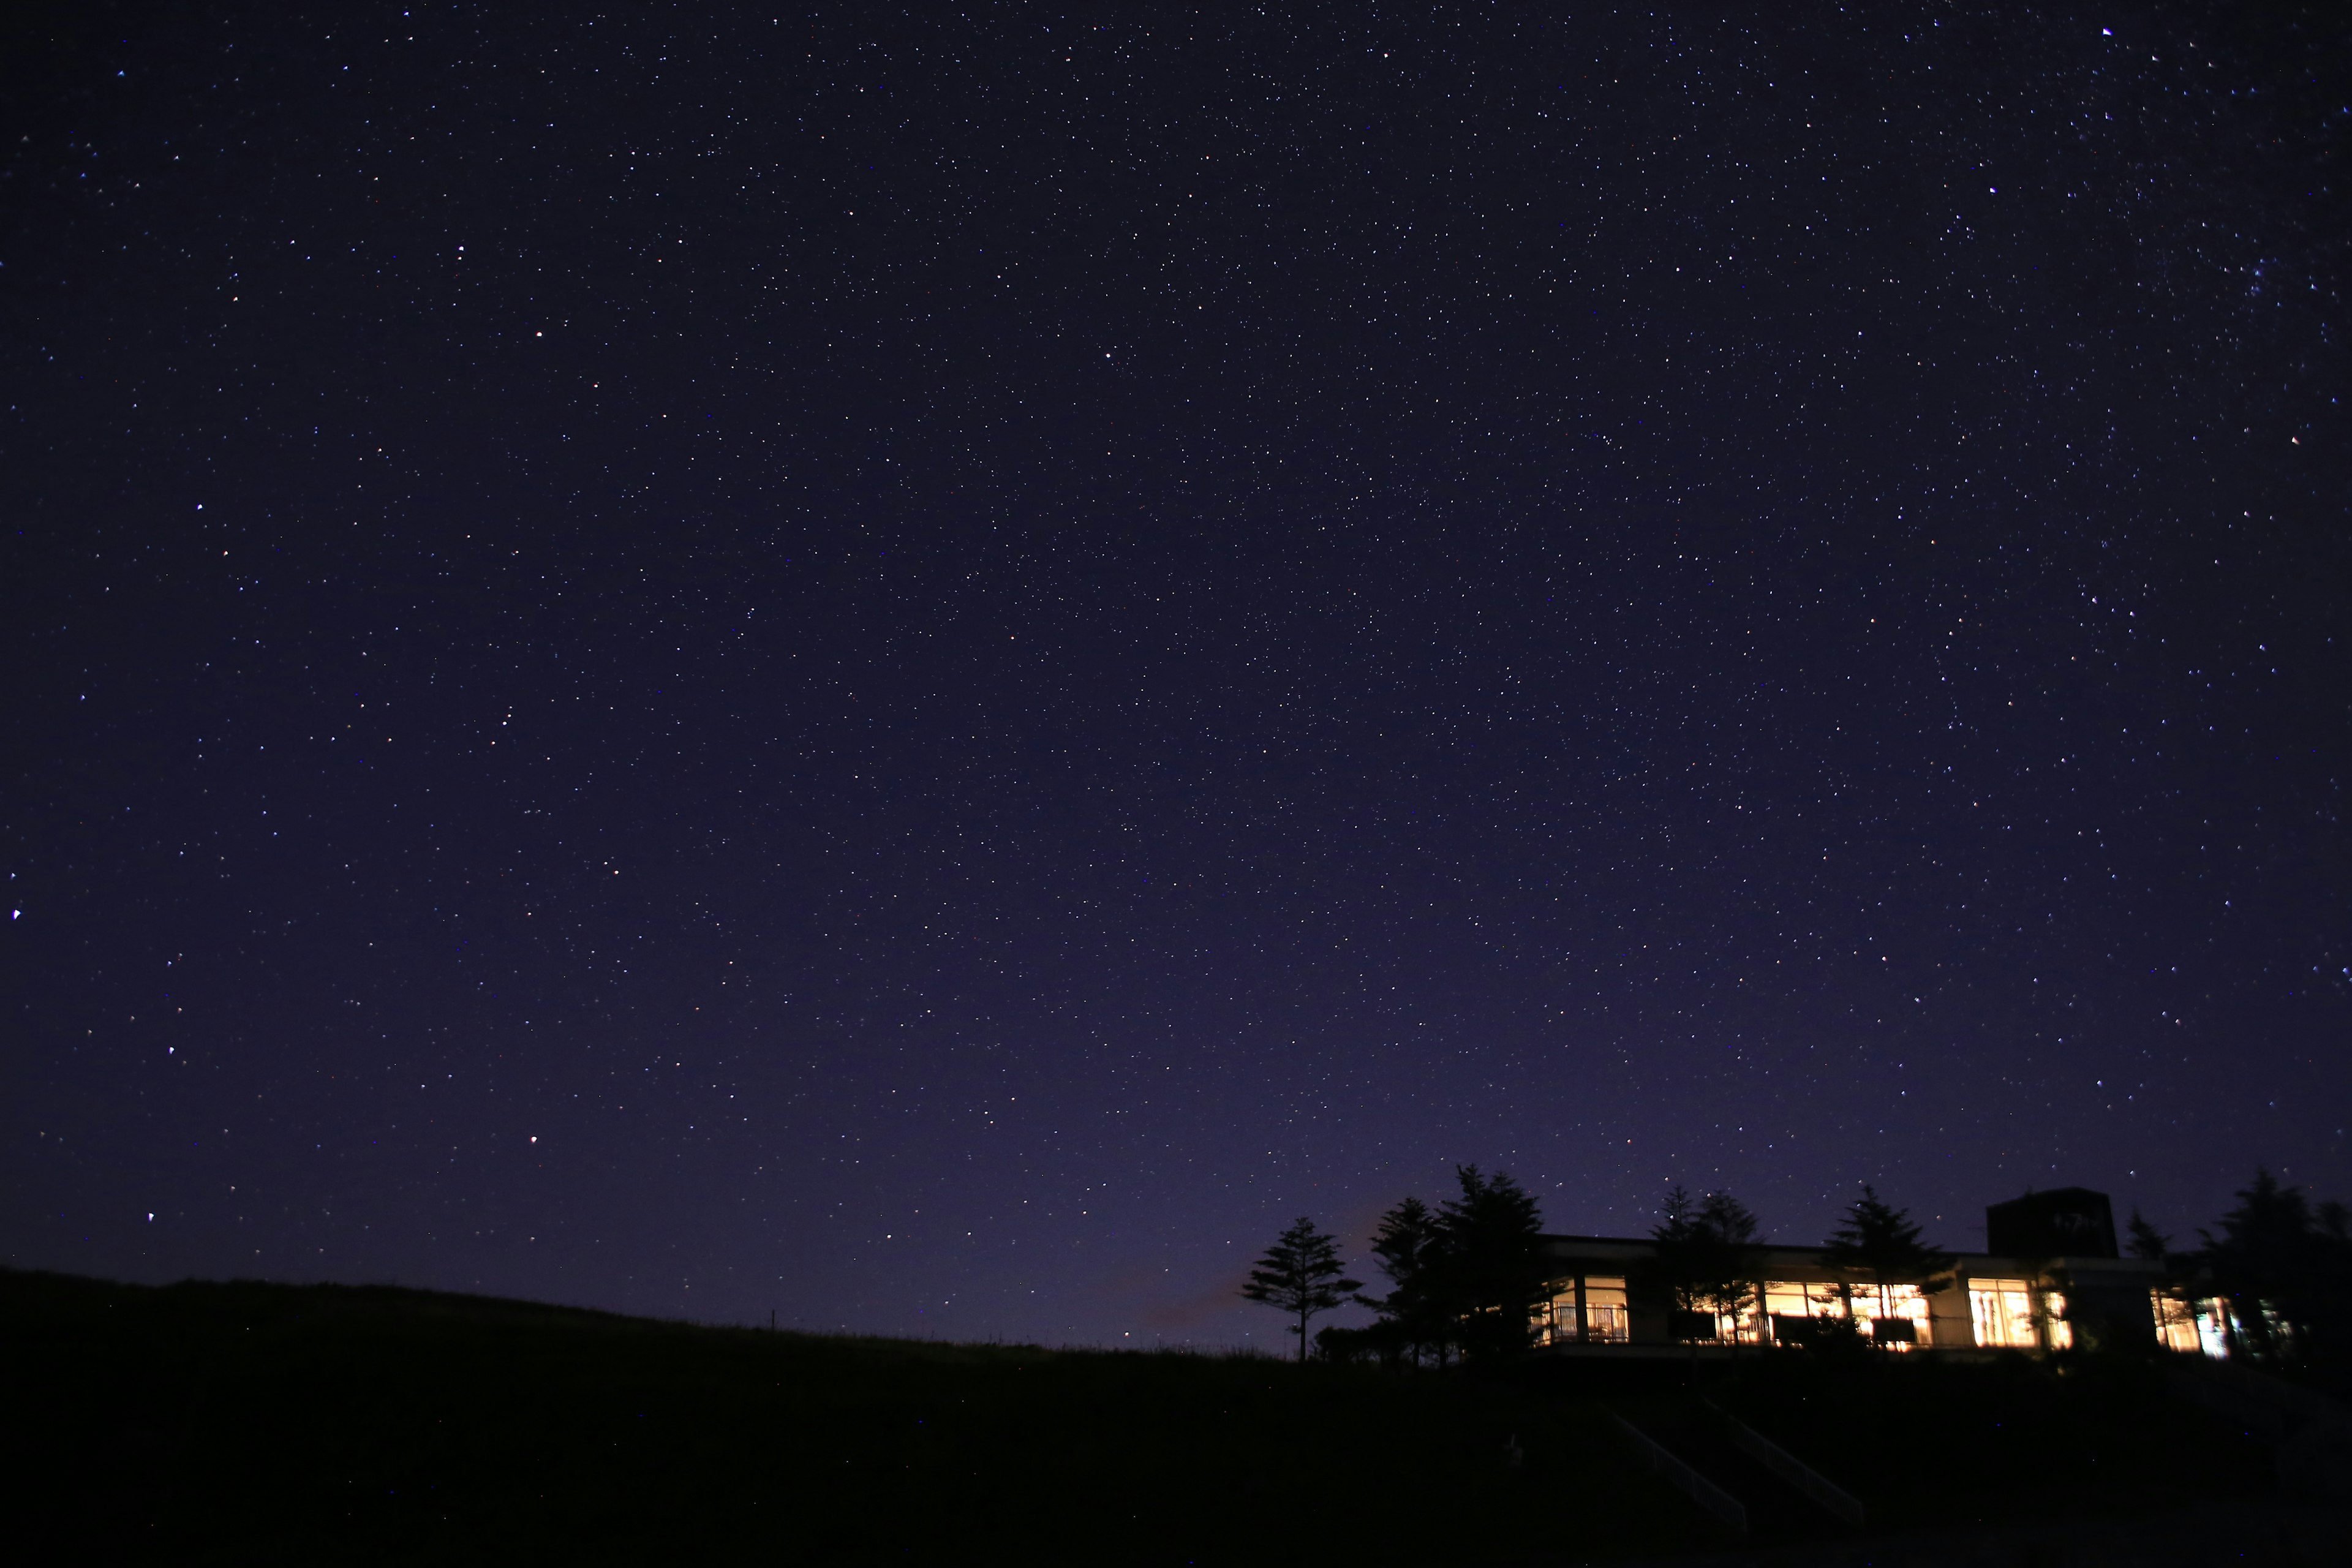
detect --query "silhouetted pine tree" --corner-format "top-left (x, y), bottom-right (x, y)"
top-left (2197, 1169), bottom-right (2352, 1366)
top-left (1360, 1196), bottom-right (1447, 1366)
top-left (1646, 1188), bottom-right (1764, 1346)
top-left (1240, 1217), bottom-right (1362, 1362)
top-left (1820, 1185), bottom-right (1954, 1346)
top-left (2127, 1210), bottom-right (2173, 1263)
top-left (1648, 1186), bottom-right (1711, 1341)
top-left (1697, 1191), bottom-right (1765, 1343)
top-left (1436, 1166), bottom-right (1551, 1360)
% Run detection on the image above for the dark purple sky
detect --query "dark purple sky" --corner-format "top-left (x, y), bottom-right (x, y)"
top-left (6, 3), bottom-right (2346, 1351)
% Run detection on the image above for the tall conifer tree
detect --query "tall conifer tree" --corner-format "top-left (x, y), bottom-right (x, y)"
top-left (1821, 1185), bottom-right (1953, 1344)
top-left (1241, 1217), bottom-right (1362, 1362)
top-left (1361, 1196), bottom-right (1446, 1366)
top-left (1437, 1166), bottom-right (1551, 1360)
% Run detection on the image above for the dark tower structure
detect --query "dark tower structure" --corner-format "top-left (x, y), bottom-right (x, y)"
top-left (1985, 1187), bottom-right (2118, 1259)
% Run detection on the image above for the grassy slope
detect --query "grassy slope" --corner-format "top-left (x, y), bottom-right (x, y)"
top-left (5, 1269), bottom-right (1706, 1564)
top-left (1567, 1346), bottom-right (2277, 1544)
top-left (6, 1270), bottom-right (2283, 1562)
top-left (1703, 1350), bottom-right (2277, 1533)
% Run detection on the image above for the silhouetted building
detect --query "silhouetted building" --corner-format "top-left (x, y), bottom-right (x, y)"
top-left (1985, 1186), bottom-right (2117, 1260)
top-left (1531, 1187), bottom-right (2228, 1355)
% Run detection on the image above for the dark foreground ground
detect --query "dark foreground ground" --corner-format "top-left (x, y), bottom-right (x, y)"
top-left (0, 1268), bottom-right (2311, 1563)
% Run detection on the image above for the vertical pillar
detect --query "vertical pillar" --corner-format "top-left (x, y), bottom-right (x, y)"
top-left (1574, 1274), bottom-right (1589, 1344)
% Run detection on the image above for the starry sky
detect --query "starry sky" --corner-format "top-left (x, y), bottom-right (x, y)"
top-left (5, 3), bottom-right (2346, 1349)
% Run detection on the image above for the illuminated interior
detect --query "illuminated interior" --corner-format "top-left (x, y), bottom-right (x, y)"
top-left (1583, 1276), bottom-right (1630, 1342)
top-left (1968, 1279), bottom-right (2070, 1349)
top-left (2151, 1291), bottom-right (2201, 1354)
top-left (2154, 1291), bottom-right (2245, 1358)
top-left (1534, 1275), bottom-right (1631, 1345)
top-left (2197, 1302), bottom-right (2235, 1357)
top-left (2163, 1297), bottom-right (2239, 1354)
top-left (1760, 1280), bottom-right (1932, 1348)
top-left (1762, 1279), bottom-right (1841, 1324)
top-left (1536, 1287), bottom-right (1575, 1346)
top-left (1526, 1265), bottom-right (2162, 1353)
top-left (1714, 1298), bottom-right (1768, 1344)
top-left (1862, 1284), bottom-right (1934, 1346)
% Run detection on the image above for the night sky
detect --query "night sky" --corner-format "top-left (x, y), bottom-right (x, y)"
top-left (6, 4), bottom-right (2346, 1351)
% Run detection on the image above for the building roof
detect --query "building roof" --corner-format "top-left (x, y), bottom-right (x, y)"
top-left (1534, 1231), bottom-right (2161, 1280)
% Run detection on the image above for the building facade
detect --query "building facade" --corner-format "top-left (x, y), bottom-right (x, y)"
top-left (1532, 1187), bottom-right (2230, 1355)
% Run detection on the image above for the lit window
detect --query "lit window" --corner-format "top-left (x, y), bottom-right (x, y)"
top-left (1583, 1275), bottom-right (1630, 1343)
top-left (1716, 1294), bottom-right (1768, 1344)
top-left (2195, 1298), bottom-right (2236, 1359)
top-left (2044, 1292), bottom-right (2073, 1349)
top-left (1855, 1283), bottom-right (1934, 1348)
top-left (1535, 1276), bottom-right (1630, 1344)
top-left (1763, 1280), bottom-right (1842, 1346)
top-left (1763, 1280), bottom-right (1841, 1319)
top-left (1969, 1278), bottom-right (2068, 1349)
top-left (1537, 1286), bottom-right (1577, 1347)
top-left (1761, 1280), bottom-right (1931, 1348)
top-left (2151, 1291), bottom-right (2200, 1354)
top-left (1970, 1280), bottom-right (2034, 1347)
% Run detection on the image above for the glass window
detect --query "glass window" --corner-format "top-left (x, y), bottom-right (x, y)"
top-left (1761, 1280), bottom-right (1931, 1347)
top-left (2194, 1298), bottom-right (2234, 1359)
top-left (1969, 1279), bottom-right (2068, 1348)
top-left (2043, 1292), bottom-right (2073, 1350)
top-left (1537, 1286), bottom-right (1577, 1348)
top-left (2152, 1291), bottom-right (2200, 1354)
top-left (1763, 1280), bottom-right (1843, 1318)
top-left (1763, 1280), bottom-right (1842, 1346)
top-left (1854, 1283), bottom-right (1934, 1349)
top-left (1583, 1275), bottom-right (1629, 1343)
top-left (1970, 1279), bottom-right (2036, 1347)
top-left (1717, 1294), bottom-right (1768, 1344)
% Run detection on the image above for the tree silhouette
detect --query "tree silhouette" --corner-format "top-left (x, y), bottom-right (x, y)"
top-left (1360, 1196), bottom-right (1447, 1366)
top-left (2196, 1168), bottom-right (2352, 1366)
top-left (2126, 1208), bottom-right (2194, 1352)
top-left (1437, 1166), bottom-right (1551, 1360)
top-left (1820, 1185), bottom-right (1954, 1346)
top-left (1647, 1187), bottom-right (1764, 1346)
top-left (1696, 1191), bottom-right (1765, 1343)
top-left (1649, 1186), bottom-right (1711, 1341)
top-left (1241, 1217), bottom-right (1362, 1362)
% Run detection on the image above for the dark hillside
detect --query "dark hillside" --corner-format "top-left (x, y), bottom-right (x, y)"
top-left (1703, 1351), bottom-right (2278, 1534)
top-left (3, 1269), bottom-right (2304, 1563)
top-left (4, 1269), bottom-right (1699, 1564)
top-left (1579, 1351), bottom-right (2283, 1546)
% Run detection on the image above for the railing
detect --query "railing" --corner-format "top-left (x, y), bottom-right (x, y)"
top-left (1608, 1412), bottom-right (1746, 1532)
top-left (1702, 1398), bottom-right (1867, 1529)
